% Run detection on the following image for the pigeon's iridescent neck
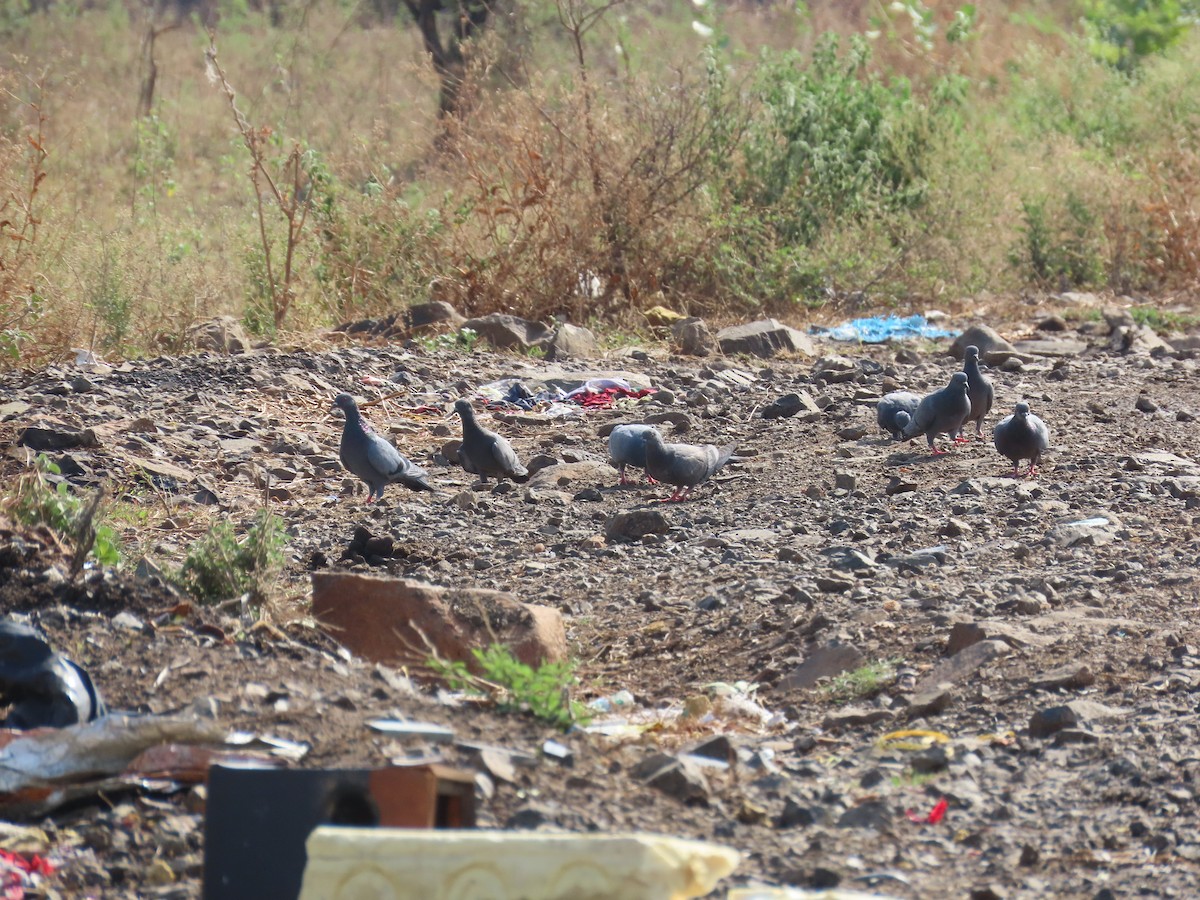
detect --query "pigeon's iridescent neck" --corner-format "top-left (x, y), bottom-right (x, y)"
top-left (346, 406), bottom-right (375, 433)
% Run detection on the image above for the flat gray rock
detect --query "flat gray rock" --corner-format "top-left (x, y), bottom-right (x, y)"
top-left (716, 319), bottom-right (815, 358)
top-left (1012, 339), bottom-right (1089, 357)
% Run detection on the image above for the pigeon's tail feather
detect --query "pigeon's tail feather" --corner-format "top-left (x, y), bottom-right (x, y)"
top-left (713, 444), bottom-right (740, 474)
top-left (397, 472), bottom-right (435, 492)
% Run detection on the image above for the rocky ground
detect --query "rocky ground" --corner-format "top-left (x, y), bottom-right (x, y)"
top-left (2, 302), bottom-right (1200, 899)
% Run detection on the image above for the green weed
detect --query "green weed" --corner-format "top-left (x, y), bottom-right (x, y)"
top-left (1129, 305), bottom-right (1200, 333)
top-left (172, 508), bottom-right (288, 605)
top-left (415, 326), bottom-right (480, 354)
top-left (821, 659), bottom-right (900, 703)
top-left (430, 644), bottom-right (589, 731)
top-left (5, 454), bottom-right (120, 569)
top-left (890, 769), bottom-right (940, 788)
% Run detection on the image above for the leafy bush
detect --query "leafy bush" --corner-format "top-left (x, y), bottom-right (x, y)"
top-left (1082, 0), bottom-right (1191, 72)
top-left (431, 644), bottom-right (588, 731)
top-left (1011, 194), bottom-right (1107, 289)
top-left (5, 455), bottom-right (120, 568)
top-left (173, 509), bottom-right (288, 604)
top-left (739, 34), bottom-right (935, 246)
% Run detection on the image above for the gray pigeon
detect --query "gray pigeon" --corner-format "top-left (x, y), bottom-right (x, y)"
top-left (334, 393), bottom-right (433, 501)
top-left (877, 392), bottom-right (922, 440)
top-left (643, 429), bottom-right (738, 502)
top-left (993, 401), bottom-right (1050, 477)
top-left (957, 345), bottom-right (994, 440)
top-left (902, 372), bottom-right (972, 455)
top-left (453, 399), bottom-right (529, 483)
top-left (608, 424), bottom-right (662, 485)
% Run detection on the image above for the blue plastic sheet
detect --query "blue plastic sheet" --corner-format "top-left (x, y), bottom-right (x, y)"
top-left (809, 314), bottom-right (960, 343)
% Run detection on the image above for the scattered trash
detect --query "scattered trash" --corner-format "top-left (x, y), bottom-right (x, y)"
top-left (0, 619), bottom-right (105, 729)
top-left (564, 378), bottom-right (655, 409)
top-left (588, 689), bottom-right (636, 713)
top-left (0, 713), bottom-right (225, 818)
top-left (705, 682), bottom-right (787, 729)
top-left (541, 740), bottom-right (573, 765)
top-left (876, 729), bottom-right (951, 752)
top-left (1063, 516), bottom-right (1110, 529)
top-left (224, 731), bottom-right (311, 762)
top-left (905, 797), bottom-right (948, 825)
top-left (204, 764), bottom-right (476, 900)
top-left (475, 377), bottom-right (656, 413)
top-left (298, 829), bottom-right (740, 900)
top-left (643, 305), bottom-right (687, 327)
top-left (810, 314), bottom-right (960, 343)
top-left (0, 846), bottom-right (54, 898)
top-left (365, 720), bottom-right (455, 743)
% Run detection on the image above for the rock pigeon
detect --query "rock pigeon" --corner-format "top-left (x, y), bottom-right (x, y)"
top-left (902, 372), bottom-right (972, 455)
top-left (333, 393), bottom-right (433, 501)
top-left (957, 345), bottom-right (994, 441)
top-left (877, 392), bottom-right (922, 440)
top-left (453, 399), bottom-right (529, 483)
top-left (607, 424), bottom-right (662, 485)
top-left (642, 429), bottom-right (738, 502)
top-left (993, 401), bottom-right (1050, 477)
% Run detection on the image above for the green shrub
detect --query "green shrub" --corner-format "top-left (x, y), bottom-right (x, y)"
top-left (1011, 194), bottom-right (1106, 289)
top-left (174, 509), bottom-right (288, 604)
top-left (821, 659), bottom-right (899, 703)
top-left (6, 454), bottom-right (120, 568)
top-left (739, 34), bottom-right (935, 246)
top-left (1082, 0), bottom-right (1191, 72)
top-left (431, 644), bottom-right (588, 731)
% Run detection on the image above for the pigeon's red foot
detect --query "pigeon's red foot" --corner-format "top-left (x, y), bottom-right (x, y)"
top-left (953, 436), bottom-right (970, 444)
top-left (1024, 466), bottom-right (1039, 477)
top-left (646, 476), bottom-right (658, 485)
top-left (365, 496), bottom-right (376, 504)
top-left (930, 448), bottom-right (949, 456)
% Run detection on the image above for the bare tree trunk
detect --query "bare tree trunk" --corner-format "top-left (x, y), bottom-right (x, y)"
top-left (402, 0), bottom-right (492, 119)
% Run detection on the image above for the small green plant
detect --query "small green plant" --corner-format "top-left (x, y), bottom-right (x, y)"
top-left (1130, 305), bottom-right (1200, 333)
top-left (6, 454), bottom-right (120, 568)
top-left (821, 659), bottom-right (899, 703)
top-left (430, 644), bottom-right (588, 730)
top-left (890, 769), bottom-right (940, 788)
top-left (173, 508), bottom-right (288, 604)
top-left (525, 344), bottom-right (545, 359)
top-left (415, 326), bottom-right (480, 354)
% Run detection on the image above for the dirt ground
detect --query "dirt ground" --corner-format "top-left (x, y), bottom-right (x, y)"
top-left (2, 303), bottom-right (1200, 899)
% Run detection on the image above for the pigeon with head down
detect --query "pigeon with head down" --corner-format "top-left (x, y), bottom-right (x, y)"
top-left (993, 401), bottom-right (1050, 477)
top-left (902, 372), bottom-right (972, 455)
top-left (607, 424), bottom-right (661, 485)
top-left (643, 429), bottom-right (739, 502)
top-left (453, 399), bottom-right (529, 483)
top-left (877, 391), bottom-right (922, 440)
top-left (334, 393), bottom-right (433, 501)
top-left (957, 344), bottom-right (994, 441)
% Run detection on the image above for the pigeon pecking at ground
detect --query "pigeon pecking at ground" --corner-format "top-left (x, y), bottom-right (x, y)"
top-left (993, 401), bottom-right (1050, 477)
top-left (957, 344), bottom-right (995, 441)
top-left (902, 372), bottom-right (973, 455)
top-left (333, 393), bottom-right (434, 501)
top-left (643, 429), bottom-right (739, 502)
top-left (453, 399), bottom-right (529, 483)
top-left (877, 391), bottom-right (923, 440)
top-left (607, 424), bottom-right (662, 485)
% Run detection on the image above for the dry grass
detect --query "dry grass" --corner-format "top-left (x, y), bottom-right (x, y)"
top-left (1, 0), bottom-right (1199, 367)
